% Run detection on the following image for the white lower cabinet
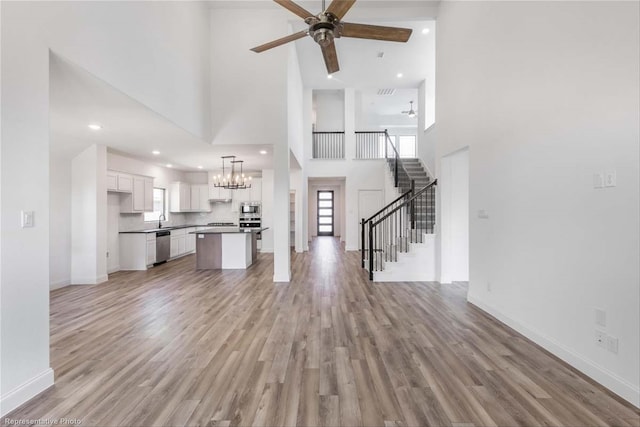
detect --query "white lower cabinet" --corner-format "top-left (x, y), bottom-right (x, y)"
top-left (146, 238), bottom-right (156, 265)
top-left (169, 228), bottom-right (196, 259)
top-left (120, 233), bottom-right (156, 271)
top-left (186, 227), bottom-right (196, 253)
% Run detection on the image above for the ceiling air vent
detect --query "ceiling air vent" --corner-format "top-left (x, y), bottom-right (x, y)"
top-left (377, 89), bottom-right (396, 96)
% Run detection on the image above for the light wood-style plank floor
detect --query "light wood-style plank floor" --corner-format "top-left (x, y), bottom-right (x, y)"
top-left (4, 237), bottom-right (639, 426)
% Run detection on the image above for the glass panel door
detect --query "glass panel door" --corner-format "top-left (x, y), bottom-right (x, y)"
top-left (317, 191), bottom-right (334, 236)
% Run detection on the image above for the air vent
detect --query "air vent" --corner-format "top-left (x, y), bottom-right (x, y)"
top-left (377, 89), bottom-right (396, 96)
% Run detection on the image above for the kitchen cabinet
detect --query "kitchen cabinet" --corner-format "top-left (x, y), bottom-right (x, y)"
top-left (120, 174), bottom-right (154, 213)
top-left (107, 171), bottom-right (133, 193)
top-left (171, 182), bottom-right (211, 212)
top-left (190, 185), bottom-right (211, 212)
top-left (169, 228), bottom-right (194, 259)
top-left (185, 227), bottom-right (196, 253)
top-left (120, 233), bottom-right (156, 270)
top-left (170, 182), bottom-right (191, 213)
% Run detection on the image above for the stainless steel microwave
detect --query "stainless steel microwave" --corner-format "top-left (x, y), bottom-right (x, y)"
top-left (241, 203), bottom-right (260, 215)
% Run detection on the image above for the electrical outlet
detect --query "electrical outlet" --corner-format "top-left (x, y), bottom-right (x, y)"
top-left (604, 171), bottom-right (617, 188)
top-left (606, 336), bottom-right (619, 354)
top-left (595, 308), bottom-right (606, 327)
top-left (595, 330), bottom-right (606, 348)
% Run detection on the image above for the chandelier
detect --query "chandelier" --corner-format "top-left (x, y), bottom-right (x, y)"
top-left (212, 155), bottom-right (252, 189)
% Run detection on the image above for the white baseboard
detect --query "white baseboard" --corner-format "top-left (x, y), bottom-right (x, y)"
top-left (49, 279), bottom-right (70, 290)
top-left (107, 265), bottom-right (120, 274)
top-left (0, 368), bottom-right (54, 417)
top-left (273, 272), bottom-right (290, 282)
top-left (468, 295), bottom-right (640, 408)
top-left (70, 274), bottom-right (108, 285)
top-left (259, 248), bottom-right (274, 253)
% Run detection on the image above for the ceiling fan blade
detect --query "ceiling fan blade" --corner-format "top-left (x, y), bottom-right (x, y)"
top-left (250, 30), bottom-right (308, 53)
top-left (325, 0), bottom-right (356, 20)
top-left (341, 22), bottom-right (412, 42)
top-left (273, 0), bottom-right (315, 20)
top-left (321, 41), bottom-right (340, 74)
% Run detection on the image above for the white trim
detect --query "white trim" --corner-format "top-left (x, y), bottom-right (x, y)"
top-left (273, 271), bottom-right (290, 282)
top-left (70, 274), bottom-right (108, 285)
top-left (0, 368), bottom-right (54, 417)
top-left (107, 265), bottom-right (120, 274)
top-left (468, 295), bottom-right (640, 408)
top-left (259, 248), bottom-right (274, 253)
top-left (49, 279), bottom-right (70, 290)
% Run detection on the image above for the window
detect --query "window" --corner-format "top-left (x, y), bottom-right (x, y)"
top-left (398, 135), bottom-right (417, 158)
top-left (144, 188), bottom-right (167, 222)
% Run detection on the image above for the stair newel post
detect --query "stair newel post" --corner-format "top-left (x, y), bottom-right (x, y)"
top-left (369, 225), bottom-right (374, 280)
top-left (410, 179), bottom-right (416, 239)
top-left (361, 218), bottom-right (365, 268)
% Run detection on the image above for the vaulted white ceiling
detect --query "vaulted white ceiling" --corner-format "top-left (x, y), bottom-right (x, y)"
top-left (50, 1), bottom-right (436, 171)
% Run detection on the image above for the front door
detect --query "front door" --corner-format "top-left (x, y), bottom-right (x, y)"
top-left (317, 190), bottom-right (334, 236)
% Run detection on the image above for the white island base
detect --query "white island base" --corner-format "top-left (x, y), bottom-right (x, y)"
top-left (194, 229), bottom-right (259, 269)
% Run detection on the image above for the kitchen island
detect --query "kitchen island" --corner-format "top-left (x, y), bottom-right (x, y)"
top-left (190, 227), bottom-right (267, 270)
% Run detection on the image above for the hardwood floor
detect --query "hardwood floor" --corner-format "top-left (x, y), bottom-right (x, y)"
top-left (4, 237), bottom-right (639, 426)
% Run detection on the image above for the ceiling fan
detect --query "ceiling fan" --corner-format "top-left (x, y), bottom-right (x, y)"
top-left (250, 0), bottom-right (413, 75)
top-left (402, 101), bottom-right (417, 118)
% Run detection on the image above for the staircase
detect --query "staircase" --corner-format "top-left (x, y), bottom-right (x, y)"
top-left (361, 138), bottom-right (437, 282)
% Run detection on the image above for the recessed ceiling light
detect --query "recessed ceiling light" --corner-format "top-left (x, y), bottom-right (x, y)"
top-left (422, 28), bottom-right (430, 35)
top-left (152, 150), bottom-right (160, 155)
top-left (166, 164), bottom-right (173, 168)
top-left (397, 73), bottom-right (403, 78)
top-left (259, 150), bottom-right (267, 155)
top-left (327, 74), bottom-right (333, 79)
top-left (88, 124), bottom-right (102, 130)
top-left (197, 165), bottom-right (203, 169)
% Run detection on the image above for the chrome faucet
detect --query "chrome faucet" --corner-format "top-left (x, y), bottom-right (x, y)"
top-left (158, 213), bottom-right (166, 229)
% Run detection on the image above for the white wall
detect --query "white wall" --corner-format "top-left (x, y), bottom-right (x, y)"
top-left (313, 90), bottom-right (345, 131)
top-left (1, 1), bottom-right (210, 414)
top-left (209, 6), bottom-right (288, 146)
top-left (49, 154), bottom-right (72, 289)
top-left (440, 147), bottom-right (469, 283)
top-left (436, 1), bottom-right (639, 406)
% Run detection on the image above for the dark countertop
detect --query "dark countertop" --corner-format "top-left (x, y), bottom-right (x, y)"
top-left (189, 227), bottom-right (268, 234)
top-left (119, 224), bottom-right (221, 234)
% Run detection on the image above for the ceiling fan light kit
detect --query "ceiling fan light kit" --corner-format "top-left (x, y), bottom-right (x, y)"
top-left (402, 100), bottom-right (417, 118)
top-left (251, 0), bottom-right (412, 74)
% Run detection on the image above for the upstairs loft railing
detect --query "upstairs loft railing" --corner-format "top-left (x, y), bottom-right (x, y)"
top-left (312, 131), bottom-right (345, 159)
top-left (361, 179), bottom-right (438, 280)
top-left (355, 130), bottom-right (410, 188)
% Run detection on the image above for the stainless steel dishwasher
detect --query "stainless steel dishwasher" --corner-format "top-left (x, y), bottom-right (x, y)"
top-left (155, 230), bottom-right (171, 265)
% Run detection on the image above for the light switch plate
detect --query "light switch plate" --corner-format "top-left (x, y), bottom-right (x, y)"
top-left (593, 173), bottom-right (604, 189)
top-left (604, 171), bottom-right (616, 187)
top-left (477, 209), bottom-right (489, 219)
top-left (21, 210), bottom-right (34, 228)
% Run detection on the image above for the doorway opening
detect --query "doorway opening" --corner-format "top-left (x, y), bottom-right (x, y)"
top-left (317, 190), bottom-right (334, 236)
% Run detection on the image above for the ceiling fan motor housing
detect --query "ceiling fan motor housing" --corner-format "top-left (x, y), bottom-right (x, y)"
top-left (308, 15), bottom-right (342, 47)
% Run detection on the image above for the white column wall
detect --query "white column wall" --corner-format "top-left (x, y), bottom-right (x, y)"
top-left (272, 143), bottom-right (291, 282)
top-left (71, 144), bottom-right (107, 285)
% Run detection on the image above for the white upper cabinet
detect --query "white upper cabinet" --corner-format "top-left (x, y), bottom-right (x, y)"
top-left (118, 172), bottom-right (154, 213)
top-left (107, 170), bottom-right (133, 193)
top-left (171, 182), bottom-right (211, 212)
